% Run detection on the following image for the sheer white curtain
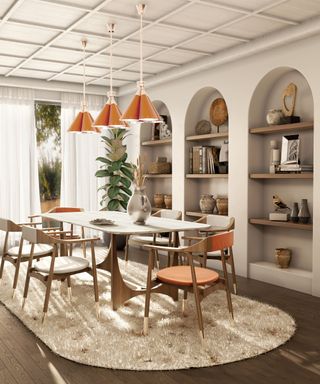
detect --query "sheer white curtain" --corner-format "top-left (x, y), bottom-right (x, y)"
top-left (0, 87), bottom-right (40, 224)
top-left (60, 93), bottom-right (106, 211)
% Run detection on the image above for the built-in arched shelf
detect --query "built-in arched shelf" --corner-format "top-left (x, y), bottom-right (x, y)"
top-left (248, 66), bottom-right (314, 294)
top-left (140, 100), bottom-right (172, 211)
top-left (184, 87), bottom-right (229, 219)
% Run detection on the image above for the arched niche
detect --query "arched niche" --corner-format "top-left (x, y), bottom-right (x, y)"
top-left (248, 66), bottom-right (314, 274)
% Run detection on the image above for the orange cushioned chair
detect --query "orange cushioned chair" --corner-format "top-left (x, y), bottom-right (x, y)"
top-left (143, 231), bottom-right (234, 339)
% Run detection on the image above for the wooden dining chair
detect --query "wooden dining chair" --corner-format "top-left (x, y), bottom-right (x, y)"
top-left (184, 214), bottom-right (237, 294)
top-left (21, 226), bottom-right (100, 323)
top-left (125, 209), bottom-right (182, 266)
top-left (30, 207), bottom-right (87, 257)
top-left (0, 218), bottom-right (55, 298)
top-left (142, 231), bottom-right (234, 339)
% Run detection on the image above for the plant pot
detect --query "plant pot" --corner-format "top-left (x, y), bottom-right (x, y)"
top-left (216, 197), bottom-right (228, 215)
top-left (128, 186), bottom-right (151, 225)
top-left (199, 194), bottom-right (215, 214)
top-left (164, 194), bottom-right (172, 209)
top-left (298, 199), bottom-right (311, 224)
top-left (154, 193), bottom-right (164, 208)
top-left (275, 248), bottom-right (291, 268)
top-left (290, 202), bottom-right (299, 223)
top-left (102, 232), bottom-right (127, 250)
top-left (266, 109), bottom-right (284, 125)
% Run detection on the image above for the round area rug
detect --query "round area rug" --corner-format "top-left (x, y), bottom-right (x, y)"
top-left (0, 252), bottom-right (296, 370)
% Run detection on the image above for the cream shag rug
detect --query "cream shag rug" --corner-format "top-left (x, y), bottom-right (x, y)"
top-left (0, 252), bottom-right (295, 370)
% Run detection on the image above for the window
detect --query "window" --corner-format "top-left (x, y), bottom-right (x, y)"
top-left (34, 102), bottom-right (61, 212)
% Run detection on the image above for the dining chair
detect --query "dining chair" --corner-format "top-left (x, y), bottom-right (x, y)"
top-left (21, 226), bottom-right (100, 323)
top-left (184, 214), bottom-right (237, 294)
top-left (142, 231), bottom-right (234, 339)
top-left (125, 209), bottom-right (182, 266)
top-left (0, 218), bottom-right (55, 298)
top-left (30, 207), bottom-right (87, 257)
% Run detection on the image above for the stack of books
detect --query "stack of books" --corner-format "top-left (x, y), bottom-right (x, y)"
top-left (190, 146), bottom-right (219, 174)
top-left (278, 163), bottom-right (313, 173)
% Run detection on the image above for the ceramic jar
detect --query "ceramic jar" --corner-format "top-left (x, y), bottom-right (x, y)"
top-left (154, 193), bottom-right (164, 208)
top-left (164, 194), bottom-right (172, 209)
top-left (298, 199), bottom-right (311, 224)
top-left (199, 194), bottom-right (216, 214)
top-left (275, 248), bottom-right (292, 268)
top-left (216, 197), bottom-right (228, 215)
top-left (127, 186), bottom-right (151, 225)
top-left (266, 109), bottom-right (284, 125)
top-left (290, 202), bottom-right (299, 223)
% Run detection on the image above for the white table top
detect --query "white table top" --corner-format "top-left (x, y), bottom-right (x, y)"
top-left (41, 211), bottom-right (210, 235)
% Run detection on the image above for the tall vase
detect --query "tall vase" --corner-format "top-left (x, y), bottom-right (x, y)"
top-left (298, 199), bottom-right (310, 224)
top-left (290, 202), bottom-right (299, 223)
top-left (127, 186), bottom-right (151, 225)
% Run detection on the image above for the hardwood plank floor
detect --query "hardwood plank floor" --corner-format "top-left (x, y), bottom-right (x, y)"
top-left (0, 249), bottom-right (319, 384)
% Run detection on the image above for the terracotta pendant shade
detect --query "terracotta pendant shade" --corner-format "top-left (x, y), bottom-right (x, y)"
top-left (121, 84), bottom-right (160, 123)
top-left (93, 95), bottom-right (128, 128)
top-left (68, 111), bottom-right (100, 133)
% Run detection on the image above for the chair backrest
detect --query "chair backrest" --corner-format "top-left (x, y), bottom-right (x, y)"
top-left (22, 226), bottom-right (57, 245)
top-left (0, 218), bottom-right (22, 232)
top-left (205, 214), bottom-right (235, 231)
top-left (153, 209), bottom-right (182, 220)
top-left (187, 231), bottom-right (234, 254)
top-left (48, 207), bottom-right (84, 213)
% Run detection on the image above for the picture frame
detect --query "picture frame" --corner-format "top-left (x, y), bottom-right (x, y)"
top-left (280, 134), bottom-right (300, 164)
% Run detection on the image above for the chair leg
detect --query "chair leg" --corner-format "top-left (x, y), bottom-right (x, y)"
top-left (0, 255), bottom-right (6, 281)
top-left (90, 241), bottom-right (100, 320)
top-left (0, 232), bottom-right (9, 281)
top-left (22, 244), bottom-right (35, 310)
top-left (124, 235), bottom-right (129, 262)
top-left (143, 250), bottom-right (154, 335)
top-left (81, 227), bottom-right (86, 258)
top-left (67, 277), bottom-right (72, 301)
top-left (182, 289), bottom-right (188, 317)
top-left (229, 247), bottom-right (237, 294)
top-left (12, 238), bottom-right (24, 298)
top-left (221, 251), bottom-right (234, 319)
top-left (69, 243), bottom-right (73, 256)
top-left (42, 276), bottom-right (54, 323)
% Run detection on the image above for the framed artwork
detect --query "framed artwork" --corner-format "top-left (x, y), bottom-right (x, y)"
top-left (280, 134), bottom-right (300, 164)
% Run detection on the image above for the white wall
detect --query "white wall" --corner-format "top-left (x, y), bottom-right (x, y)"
top-left (119, 32), bottom-right (320, 297)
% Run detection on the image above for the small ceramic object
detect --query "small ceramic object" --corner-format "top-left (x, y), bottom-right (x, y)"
top-left (127, 186), bottom-right (151, 225)
top-left (216, 197), bottom-right (228, 215)
top-left (266, 109), bottom-right (284, 125)
top-left (199, 194), bottom-right (216, 214)
top-left (195, 120), bottom-right (211, 135)
top-left (290, 202), bottom-right (299, 223)
top-left (164, 194), bottom-right (172, 209)
top-left (275, 248), bottom-right (292, 268)
top-left (154, 193), bottom-right (164, 208)
top-left (298, 199), bottom-right (311, 224)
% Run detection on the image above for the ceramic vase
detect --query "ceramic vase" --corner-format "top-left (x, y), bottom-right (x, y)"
top-left (275, 248), bottom-right (292, 268)
top-left (127, 186), bottom-right (151, 225)
top-left (266, 109), bottom-right (284, 125)
top-left (164, 194), bottom-right (172, 209)
top-left (199, 194), bottom-right (216, 214)
top-left (290, 202), bottom-right (299, 223)
top-left (216, 197), bottom-right (228, 215)
top-left (154, 193), bottom-right (164, 208)
top-left (298, 199), bottom-right (311, 224)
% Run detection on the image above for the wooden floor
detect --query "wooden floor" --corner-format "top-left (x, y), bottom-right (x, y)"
top-left (0, 249), bottom-right (319, 384)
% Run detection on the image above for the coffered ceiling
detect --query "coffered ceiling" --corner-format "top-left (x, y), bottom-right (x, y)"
top-left (0, 0), bottom-right (320, 91)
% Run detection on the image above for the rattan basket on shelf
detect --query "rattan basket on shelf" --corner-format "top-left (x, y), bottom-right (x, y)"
top-left (148, 162), bottom-right (172, 174)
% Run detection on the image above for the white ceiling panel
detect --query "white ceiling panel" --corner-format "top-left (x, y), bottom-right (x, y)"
top-left (265, 0), bottom-right (320, 22)
top-left (54, 33), bottom-right (107, 52)
top-left (0, 55), bottom-right (24, 67)
top-left (0, 40), bottom-right (38, 57)
top-left (180, 34), bottom-right (241, 53)
top-left (0, 66), bottom-right (11, 75)
top-left (112, 71), bottom-right (139, 81)
top-left (0, 23), bottom-right (57, 45)
top-left (36, 47), bottom-right (83, 63)
top-left (112, 42), bottom-right (161, 60)
top-left (220, 15), bottom-right (287, 39)
top-left (129, 61), bottom-right (175, 74)
top-left (165, 3), bottom-right (241, 31)
top-left (151, 49), bottom-right (204, 65)
top-left (101, 0), bottom-right (186, 20)
top-left (69, 65), bottom-right (107, 77)
top-left (23, 59), bottom-right (70, 72)
top-left (56, 73), bottom-right (96, 83)
top-left (13, 0), bottom-right (84, 29)
top-left (142, 25), bottom-right (197, 46)
top-left (204, 0), bottom-right (273, 12)
top-left (0, 1), bottom-right (16, 17)
top-left (85, 54), bottom-right (135, 69)
top-left (52, 0), bottom-right (103, 8)
top-left (14, 68), bottom-right (56, 79)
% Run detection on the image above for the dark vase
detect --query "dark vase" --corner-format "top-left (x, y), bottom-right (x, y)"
top-left (290, 202), bottom-right (299, 223)
top-left (298, 199), bottom-right (311, 224)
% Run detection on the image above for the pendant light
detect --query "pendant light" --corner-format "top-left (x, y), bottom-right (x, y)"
top-left (93, 24), bottom-right (127, 129)
top-left (121, 4), bottom-right (160, 124)
top-left (68, 38), bottom-right (100, 133)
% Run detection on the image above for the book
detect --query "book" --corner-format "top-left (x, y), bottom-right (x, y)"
top-left (192, 146), bottom-right (201, 174)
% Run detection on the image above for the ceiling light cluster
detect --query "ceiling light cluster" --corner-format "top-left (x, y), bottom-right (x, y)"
top-left (68, 3), bottom-right (159, 134)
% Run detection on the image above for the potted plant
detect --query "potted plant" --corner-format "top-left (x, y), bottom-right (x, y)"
top-left (95, 128), bottom-right (134, 248)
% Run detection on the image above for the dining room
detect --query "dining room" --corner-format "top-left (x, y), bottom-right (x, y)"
top-left (0, 0), bottom-right (320, 383)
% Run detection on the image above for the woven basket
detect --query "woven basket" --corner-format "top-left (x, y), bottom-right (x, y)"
top-left (148, 162), bottom-right (171, 174)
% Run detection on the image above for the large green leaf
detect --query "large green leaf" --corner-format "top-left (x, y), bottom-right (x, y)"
top-left (121, 167), bottom-right (133, 180)
top-left (120, 185), bottom-right (132, 196)
top-left (119, 200), bottom-right (127, 210)
top-left (108, 186), bottom-right (120, 199)
top-left (119, 192), bottom-right (130, 202)
top-left (96, 157), bottom-right (111, 164)
top-left (110, 161), bottom-right (122, 172)
top-left (95, 169), bottom-right (110, 177)
top-left (120, 177), bottom-right (131, 189)
top-left (108, 199), bottom-right (120, 211)
top-left (110, 175), bottom-right (121, 186)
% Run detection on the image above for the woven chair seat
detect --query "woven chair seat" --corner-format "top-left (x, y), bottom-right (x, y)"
top-left (34, 256), bottom-right (89, 274)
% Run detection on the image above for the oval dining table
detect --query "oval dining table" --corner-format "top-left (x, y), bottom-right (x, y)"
top-left (40, 211), bottom-right (210, 310)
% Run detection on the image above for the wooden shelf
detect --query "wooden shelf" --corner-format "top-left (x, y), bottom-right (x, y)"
top-left (186, 174), bottom-right (228, 179)
top-left (141, 138), bottom-right (172, 146)
top-left (250, 173), bottom-right (313, 179)
top-left (186, 132), bottom-right (228, 141)
top-left (249, 121), bottom-right (313, 135)
top-left (249, 218), bottom-right (312, 231)
top-left (186, 211), bottom-right (227, 218)
top-left (144, 174), bottom-right (172, 178)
